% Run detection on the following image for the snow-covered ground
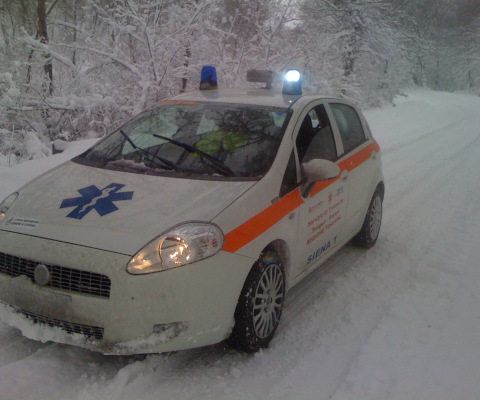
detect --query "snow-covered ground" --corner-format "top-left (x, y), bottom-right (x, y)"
top-left (1, 89), bottom-right (480, 400)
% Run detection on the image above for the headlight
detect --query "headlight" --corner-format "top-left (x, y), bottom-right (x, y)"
top-left (0, 192), bottom-right (19, 223)
top-left (127, 222), bottom-right (224, 274)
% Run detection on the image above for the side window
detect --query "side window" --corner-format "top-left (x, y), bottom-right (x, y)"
top-left (296, 104), bottom-right (337, 164)
top-left (329, 103), bottom-right (366, 154)
top-left (280, 151), bottom-right (298, 197)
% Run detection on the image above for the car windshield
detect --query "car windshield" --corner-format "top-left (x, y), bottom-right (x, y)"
top-left (74, 101), bottom-right (291, 179)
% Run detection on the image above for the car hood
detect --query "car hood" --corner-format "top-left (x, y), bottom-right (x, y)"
top-left (1, 161), bottom-right (256, 255)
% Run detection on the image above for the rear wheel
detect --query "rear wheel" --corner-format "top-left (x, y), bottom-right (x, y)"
top-left (228, 253), bottom-right (285, 353)
top-left (353, 188), bottom-right (383, 248)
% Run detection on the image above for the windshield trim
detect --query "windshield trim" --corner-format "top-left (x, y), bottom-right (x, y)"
top-left (71, 156), bottom-right (262, 181)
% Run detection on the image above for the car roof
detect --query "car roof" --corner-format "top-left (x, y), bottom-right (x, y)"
top-left (170, 87), bottom-right (337, 109)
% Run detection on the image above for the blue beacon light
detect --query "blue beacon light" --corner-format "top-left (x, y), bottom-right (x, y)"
top-left (282, 69), bottom-right (302, 95)
top-left (200, 66), bottom-right (218, 90)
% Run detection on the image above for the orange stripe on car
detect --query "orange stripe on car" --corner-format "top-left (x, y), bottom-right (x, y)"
top-left (340, 141), bottom-right (380, 172)
top-left (223, 141), bottom-right (380, 253)
top-left (222, 188), bottom-right (304, 253)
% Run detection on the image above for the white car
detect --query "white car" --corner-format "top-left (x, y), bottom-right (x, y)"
top-left (0, 68), bottom-right (384, 354)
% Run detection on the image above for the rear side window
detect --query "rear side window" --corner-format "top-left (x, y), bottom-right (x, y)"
top-left (330, 103), bottom-right (366, 154)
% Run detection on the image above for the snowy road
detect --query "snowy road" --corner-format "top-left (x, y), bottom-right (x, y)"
top-left (1, 89), bottom-right (480, 400)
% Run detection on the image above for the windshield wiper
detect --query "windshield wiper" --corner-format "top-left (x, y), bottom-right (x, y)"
top-left (119, 130), bottom-right (178, 171)
top-left (153, 133), bottom-right (236, 177)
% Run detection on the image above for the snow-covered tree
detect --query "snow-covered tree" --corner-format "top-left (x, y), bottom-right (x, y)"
top-left (1, 0), bottom-right (479, 164)
top-left (297, 0), bottom-right (413, 105)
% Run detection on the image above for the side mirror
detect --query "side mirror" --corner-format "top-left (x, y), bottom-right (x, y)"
top-left (301, 159), bottom-right (340, 198)
top-left (302, 159), bottom-right (340, 183)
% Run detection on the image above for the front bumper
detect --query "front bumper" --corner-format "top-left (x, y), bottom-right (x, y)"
top-left (0, 230), bottom-right (254, 354)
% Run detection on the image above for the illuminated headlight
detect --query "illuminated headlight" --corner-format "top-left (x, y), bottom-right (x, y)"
top-left (0, 192), bottom-right (19, 223)
top-left (127, 222), bottom-right (224, 274)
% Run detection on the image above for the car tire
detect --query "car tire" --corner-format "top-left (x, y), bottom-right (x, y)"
top-left (353, 188), bottom-right (383, 248)
top-left (228, 252), bottom-right (286, 353)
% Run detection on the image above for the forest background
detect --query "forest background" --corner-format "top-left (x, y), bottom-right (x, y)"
top-left (1, 0), bottom-right (479, 165)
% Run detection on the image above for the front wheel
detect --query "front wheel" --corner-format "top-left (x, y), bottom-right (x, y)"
top-left (228, 253), bottom-right (286, 353)
top-left (353, 188), bottom-right (383, 248)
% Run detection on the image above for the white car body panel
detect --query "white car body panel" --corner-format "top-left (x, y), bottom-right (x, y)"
top-left (1, 161), bottom-right (255, 255)
top-left (0, 230), bottom-right (254, 354)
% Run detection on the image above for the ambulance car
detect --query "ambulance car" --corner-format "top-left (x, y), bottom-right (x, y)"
top-left (0, 68), bottom-right (384, 354)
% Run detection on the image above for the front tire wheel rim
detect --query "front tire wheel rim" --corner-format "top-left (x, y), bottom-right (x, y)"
top-left (369, 196), bottom-right (382, 241)
top-left (252, 263), bottom-right (285, 339)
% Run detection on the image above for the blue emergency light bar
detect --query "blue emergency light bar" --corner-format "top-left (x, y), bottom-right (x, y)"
top-left (198, 66), bottom-right (302, 95)
top-left (199, 66), bottom-right (218, 90)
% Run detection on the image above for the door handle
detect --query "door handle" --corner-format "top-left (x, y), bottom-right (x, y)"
top-left (341, 171), bottom-right (349, 181)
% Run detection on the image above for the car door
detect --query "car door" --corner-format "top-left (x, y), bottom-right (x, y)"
top-left (326, 102), bottom-right (377, 236)
top-left (291, 103), bottom-right (349, 277)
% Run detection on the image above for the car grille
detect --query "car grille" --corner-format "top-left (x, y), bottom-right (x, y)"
top-left (19, 308), bottom-right (104, 340)
top-left (0, 252), bottom-right (111, 298)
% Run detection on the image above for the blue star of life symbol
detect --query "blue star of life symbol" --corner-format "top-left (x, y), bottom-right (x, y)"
top-left (60, 183), bottom-right (134, 220)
